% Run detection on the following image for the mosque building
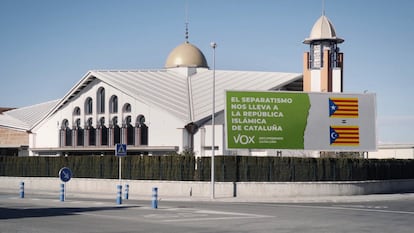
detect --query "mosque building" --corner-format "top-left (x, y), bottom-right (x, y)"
top-left (0, 13), bottom-right (344, 157)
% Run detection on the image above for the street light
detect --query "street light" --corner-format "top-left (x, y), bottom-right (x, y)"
top-left (210, 42), bottom-right (217, 200)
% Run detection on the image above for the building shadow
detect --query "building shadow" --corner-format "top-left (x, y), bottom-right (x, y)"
top-left (0, 205), bottom-right (139, 220)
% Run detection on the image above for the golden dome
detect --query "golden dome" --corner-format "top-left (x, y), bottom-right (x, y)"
top-left (165, 42), bottom-right (208, 68)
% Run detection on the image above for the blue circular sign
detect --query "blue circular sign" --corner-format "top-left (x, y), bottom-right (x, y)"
top-left (59, 167), bottom-right (72, 182)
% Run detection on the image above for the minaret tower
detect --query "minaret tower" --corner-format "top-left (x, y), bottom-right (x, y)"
top-left (303, 13), bottom-right (344, 92)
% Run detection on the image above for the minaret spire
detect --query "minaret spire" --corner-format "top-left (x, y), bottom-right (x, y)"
top-left (302, 4), bottom-right (345, 93)
top-left (322, 0), bottom-right (325, 16)
top-left (185, 22), bottom-right (189, 43)
top-left (185, 1), bottom-right (189, 43)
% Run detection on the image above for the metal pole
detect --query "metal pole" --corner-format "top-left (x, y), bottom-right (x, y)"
top-left (117, 156), bottom-right (122, 205)
top-left (119, 156), bottom-right (122, 185)
top-left (210, 42), bottom-right (217, 200)
top-left (60, 183), bottom-right (65, 202)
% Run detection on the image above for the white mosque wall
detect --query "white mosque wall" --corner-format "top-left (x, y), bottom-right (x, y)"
top-left (30, 113), bottom-right (60, 149)
top-left (310, 69), bottom-right (321, 92)
top-left (144, 106), bottom-right (185, 148)
top-left (332, 68), bottom-right (342, 92)
top-left (195, 124), bottom-right (224, 157)
top-left (30, 79), bottom-right (187, 154)
top-left (368, 146), bottom-right (414, 159)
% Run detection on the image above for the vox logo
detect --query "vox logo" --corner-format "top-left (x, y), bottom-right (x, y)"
top-left (233, 134), bottom-right (255, 144)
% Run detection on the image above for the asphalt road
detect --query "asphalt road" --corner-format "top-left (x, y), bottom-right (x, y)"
top-left (1, 193), bottom-right (414, 233)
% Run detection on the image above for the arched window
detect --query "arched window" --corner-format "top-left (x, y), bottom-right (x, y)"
top-left (61, 119), bottom-right (69, 130)
top-left (97, 87), bottom-right (105, 114)
top-left (136, 115), bottom-right (145, 126)
top-left (73, 107), bottom-right (81, 116)
top-left (123, 103), bottom-right (131, 113)
top-left (125, 116), bottom-right (134, 145)
top-left (87, 117), bottom-right (95, 146)
top-left (136, 115), bottom-right (148, 145)
top-left (75, 119), bottom-right (81, 128)
top-left (75, 119), bottom-right (83, 146)
top-left (99, 117), bottom-right (108, 146)
top-left (86, 117), bottom-right (93, 128)
top-left (109, 95), bottom-right (118, 113)
top-left (61, 119), bottom-right (72, 146)
top-left (112, 116), bottom-right (121, 144)
top-left (85, 97), bottom-right (93, 115)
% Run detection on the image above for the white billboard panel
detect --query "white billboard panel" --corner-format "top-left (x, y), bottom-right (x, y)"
top-left (225, 91), bottom-right (377, 151)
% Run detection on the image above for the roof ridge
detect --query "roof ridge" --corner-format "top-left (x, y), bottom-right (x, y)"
top-left (91, 69), bottom-right (168, 73)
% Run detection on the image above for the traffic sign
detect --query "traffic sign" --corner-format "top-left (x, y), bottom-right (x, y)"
top-left (59, 167), bottom-right (72, 182)
top-left (115, 143), bottom-right (127, 156)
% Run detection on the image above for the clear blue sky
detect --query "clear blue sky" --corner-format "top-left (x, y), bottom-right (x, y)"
top-left (1, 0), bottom-right (413, 144)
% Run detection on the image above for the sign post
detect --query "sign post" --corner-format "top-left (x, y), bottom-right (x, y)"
top-left (115, 143), bottom-right (127, 205)
top-left (58, 167), bottom-right (72, 202)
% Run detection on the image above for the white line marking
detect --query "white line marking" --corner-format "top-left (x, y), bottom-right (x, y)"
top-left (267, 204), bottom-right (414, 215)
top-left (162, 215), bottom-right (272, 222)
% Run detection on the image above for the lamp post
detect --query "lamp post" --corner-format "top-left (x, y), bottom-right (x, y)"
top-left (210, 42), bottom-right (217, 200)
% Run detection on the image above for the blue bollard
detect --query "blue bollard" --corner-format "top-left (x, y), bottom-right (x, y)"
top-left (60, 183), bottom-right (65, 202)
top-left (19, 181), bottom-right (24, 198)
top-left (124, 184), bottom-right (129, 200)
top-left (152, 187), bottom-right (158, 209)
top-left (116, 185), bottom-right (122, 205)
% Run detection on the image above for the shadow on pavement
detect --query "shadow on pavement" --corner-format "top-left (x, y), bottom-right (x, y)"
top-left (0, 205), bottom-right (139, 220)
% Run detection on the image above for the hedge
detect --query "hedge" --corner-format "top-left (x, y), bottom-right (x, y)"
top-left (1, 155), bottom-right (414, 182)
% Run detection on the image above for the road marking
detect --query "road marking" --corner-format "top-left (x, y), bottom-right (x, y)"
top-left (146, 208), bottom-right (273, 222)
top-left (162, 215), bottom-right (271, 222)
top-left (266, 204), bottom-right (414, 215)
top-left (333, 204), bottom-right (388, 209)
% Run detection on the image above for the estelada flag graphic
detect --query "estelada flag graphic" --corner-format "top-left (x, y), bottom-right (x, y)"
top-left (330, 126), bottom-right (360, 146)
top-left (329, 97), bottom-right (359, 118)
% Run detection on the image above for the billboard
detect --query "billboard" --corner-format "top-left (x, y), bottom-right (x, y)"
top-left (225, 91), bottom-right (376, 151)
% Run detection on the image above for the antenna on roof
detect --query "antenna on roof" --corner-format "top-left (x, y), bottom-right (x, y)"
top-left (185, 1), bottom-right (189, 42)
top-left (322, 0), bottom-right (326, 16)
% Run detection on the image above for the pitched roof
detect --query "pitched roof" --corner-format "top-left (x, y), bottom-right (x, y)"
top-left (0, 100), bottom-right (59, 131)
top-left (33, 68), bottom-right (302, 129)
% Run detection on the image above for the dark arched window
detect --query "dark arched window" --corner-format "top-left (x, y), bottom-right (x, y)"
top-left (136, 115), bottom-right (148, 145)
top-left (73, 107), bottom-right (81, 116)
top-left (85, 97), bottom-right (93, 115)
top-left (87, 117), bottom-right (95, 146)
top-left (97, 87), bottom-right (105, 114)
top-left (112, 116), bottom-right (121, 144)
top-left (75, 119), bottom-right (83, 146)
top-left (100, 117), bottom-right (108, 146)
top-left (123, 103), bottom-right (131, 113)
top-left (126, 116), bottom-right (134, 145)
top-left (109, 95), bottom-right (118, 113)
top-left (61, 119), bottom-right (72, 146)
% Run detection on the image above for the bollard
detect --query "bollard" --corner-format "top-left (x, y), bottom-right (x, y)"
top-left (60, 183), bottom-right (65, 202)
top-left (116, 185), bottom-right (122, 205)
top-left (152, 187), bottom-right (158, 209)
top-left (124, 184), bottom-right (129, 200)
top-left (19, 181), bottom-right (24, 198)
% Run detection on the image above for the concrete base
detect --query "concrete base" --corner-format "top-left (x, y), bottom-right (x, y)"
top-left (1, 177), bottom-right (413, 199)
